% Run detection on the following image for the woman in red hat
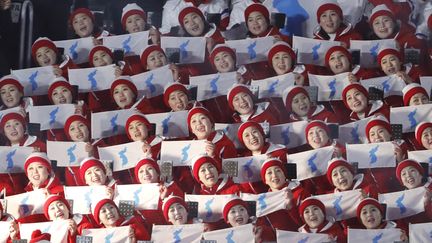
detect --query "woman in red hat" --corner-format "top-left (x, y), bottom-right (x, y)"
top-left (402, 83), bottom-right (430, 107)
top-left (23, 152), bottom-right (63, 194)
top-left (163, 82), bottom-right (192, 111)
top-left (0, 201), bottom-right (19, 242)
top-left (162, 195), bottom-right (192, 225)
top-left (88, 45), bottom-right (133, 76)
top-left (0, 75), bottom-right (31, 111)
top-left (69, 8), bottom-right (104, 40)
top-left (79, 157), bottom-right (117, 197)
top-left (121, 3), bottom-right (160, 45)
top-left (415, 122), bottom-right (432, 150)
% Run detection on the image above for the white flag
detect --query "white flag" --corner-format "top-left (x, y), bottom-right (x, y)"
top-left (29, 104), bottom-right (76, 131)
top-left (270, 121), bottom-right (308, 149)
top-left (293, 36), bottom-right (341, 66)
top-left (161, 36), bottom-right (206, 64)
top-left (98, 141), bottom-right (144, 172)
top-left (420, 76), bottom-right (432, 98)
top-left (47, 141), bottom-right (88, 167)
top-left (0, 221), bottom-right (11, 243)
top-left (203, 223), bottom-right (254, 242)
top-left (11, 66), bottom-right (56, 96)
top-left (276, 229), bottom-right (330, 243)
top-left (64, 186), bottom-right (110, 214)
top-left (68, 65), bottom-right (116, 92)
top-left (131, 65), bottom-right (174, 98)
top-left (185, 194), bottom-right (234, 223)
top-left (390, 104), bottom-right (432, 133)
top-left (54, 37), bottom-right (94, 64)
top-left (19, 220), bottom-right (69, 243)
top-left (114, 184), bottom-right (159, 210)
top-left (91, 109), bottom-right (136, 139)
top-left (350, 39), bottom-right (398, 68)
top-left (82, 226), bottom-right (131, 243)
top-left (103, 31), bottom-right (149, 57)
top-left (408, 150), bottom-right (432, 174)
top-left (225, 36), bottom-right (275, 65)
top-left (347, 228), bottom-right (401, 243)
top-left (160, 140), bottom-right (207, 166)
top-left (313, 190), bottom-right (362, 221)
top-left (346, 142), bottom-right (396, 169)
top-left (287, 146), bottom-right (334, 180)
top-left (151, 224), bottom-right (204, 243)
top-left (338, 117), bottom-right (372, 145)
top-left (0, 107), bottom-right (22, 121)
top-left (0, 146), bottom-right (33, 173)
top-left (308, 72), bottom-right (350, 101)
top-left (251, 72), bottom-right (295, 99)
top-left (378, 187), bottom-right (426, 220)
top-left (146, 110), bottom-right (189, 138)
top-left (360, 75), bottom-right (406, 97)
top-left (409, 222), bottom-right (432, 243)
top-left (6, 190), bottom-right (46, 219)
top-left (240, 190), bottom-right (287, 217)
top-left (222, 155), bottom-right (267, 184)
top-left (215, 123), bottom-right (241, 149)
top-left (189, 72), bottom-right (237, 101)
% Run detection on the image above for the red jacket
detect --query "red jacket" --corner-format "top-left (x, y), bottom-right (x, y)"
top-left (314, 23), bottom-right (362, 48)
top-left (349, 100), bottom-right (390, 122)
top-left (285, 105), bottom-right (338, 124)
top-left (194, 176), bottom-right (241, 195)
top-left (232, 102), bottom-right (279, 125)
top-left (299, 218), bottom-right (347, 243)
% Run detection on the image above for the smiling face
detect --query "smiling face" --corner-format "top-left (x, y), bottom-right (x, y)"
top-left (380, 54), bottom-right (401, 75)
top-left (264, 165), bottom-right (286, 190)
top-left (0, 84), bottom-right (23, 108)
top-left (198, 162), bottom-right (219, 188)
top-left (125, 14), bottom-right (146, 33)
top-left (400, 165), bottom-right (422, 189)
top-left (328, 50), bottom-right (350, 74)
top-left (137, 164), bottom-right (159, 184)
top-left (291, 92), bottom-right (311, 117)
top-left (421, 127), bottom-right (432, 150)
top-left (360, 204), bottom-right (382, 229)
top-left (48, 200), bottom-right (70, 220)
top-left (99, 203), bottom-right (120, 227)
top-left (72, 13), bottom-right (94, 38)
top-left (213, 51), bottom-right (235, 73)
top-left (345, 88), bottom-right (368, 113)
top-left (84, 166), bottom-right (107, 186)
top-left (35, 46), bottom-right (57, 66)
top-left (168, 90), bottom-right (188, 111)
top-left (242, 126), bottom-right (264, 153)
top-left (368, 125), bottom-right (391, 143)
top-left (3, 119), bottom-right (25, 144)
top-left (167, 203), bottom-right (188, 225)
top-left (92, 50), bottom-right (113, 67)
top-left (127, 120), bottom-right (149, 142)
top-left (272, 51), bottom-right (293, 75)
top-left (146, 50), bottom-right (167, 70)
top-left (113, 84), bottom-right (136, 109)
top-left (232, 92), bottom-right (254, 115)
top-left (68, 120), bottom-right (89, 142)
top-left (227, 205), bottom-right (249, 227)
top-left (331, 165), bottom-right (354, 191)
top-left (183, 12), bottom-right (205, 36)
top-left (27, 162), bottom-right (50, 188)
top-left (372, 15), bottom-right (395, 39)
top-left (307, 126), bottom-right (330, 149)
top-left (303, 205), bottom-right (325, 229)
top-left (319, 9), bottom-right (342, 34)
top-left (247, 11), bottom-right (269, 36)
top-left (190, 113), bottom-right (213, 139)
top-left (51, 85), bottom-right (73, 105)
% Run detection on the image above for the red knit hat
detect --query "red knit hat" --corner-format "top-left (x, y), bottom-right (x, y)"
top-left (163, 82), bottom-right (189, 108)
top-left (305, 120), bottom-right (330, 143)
top-left (395, 159), bottom-right (424, 185)
top-left (223, 197), bottom-right (248, 223)
top-left (377, 47), bottom-right (402, 65)
top-left (226, 84), bottom-right (254, 110)
top-left (178, 6), bottom-right (205, 28)
top-left (79, 157), bottom-right (106, 184)
top-left (125, 113), bottom-right (151, 141)
top-left (267, 41), bottom-right (296, 67)
top-left (365, 115), bottom-right (391, 142)
top-left (402, 83), bottom-right (428, 106)
top-left (283, 85), bottom-right (309, 112)
top-left (162, 195), bottom-right (188, 223)
top-left (43, 194), bottom-right (71, 220)
top-left (244, 3), bottom-right (269, 23)
top-left (31, 37), bottom-right (58, 61)
top-left (369, 4), bottom-right (395, 26)
top-left (121, 3), bottom-right (146, 30)
top-left (316, 1), bottom-right (343, 23)
top-left (356, 198), bottom-right (383, 219)
top-left (24, 152), bottom-right (52, 176)
top-left (192, 155), bottom-right (220, 183)
top-left (428, 14), bottom-right (432, 30)
top-left (29, 230), bottom-right (51, 243)
top-left (415, 122), bottom-right (432, 147)
top-left (325, 45), bottom-right (352, 67)
top-left (299, 197), bottom-right (326, 222)
top-left (326, 158), bottom-right (355, 185)
top-left (260, 158), bottom-right (287, 183)
top-left (88, 45), bottom-right (113, 67)
top-left (209, 44), bottom-right (236, 70)
top-left (0, 75), bottom-right (24, 94)
top-left (187, 106), bottom-right (214, 132)
top-left (92, 198), bottom-right (119, 225)
top-left (63, 115), bottom-right (90, 140)
top-left (134, 158), bottom-right (160, 183)
top-left (342, 83), bottom-right (368, 108)
top-left (110, 76), bottom-right (138, 98)
top-left (1, 112), bottom-right (26, 131)
top-left (237, 121), bottom-right (264, 147)
top-left (48, 77), bottom-right (73, 104)
top-left (140, 45), bottom-right (165, 70)
top-left (69, 8), bottom-right (95, 26)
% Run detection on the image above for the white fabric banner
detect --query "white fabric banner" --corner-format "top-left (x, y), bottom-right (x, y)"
top-left (240, 190), bottom-right (287, 217)
top-left (54, 37), bottom-right (94, 64)
top-left (11, 66), bottom-right (56, 96)
top-left (308, 72), bottom-right (350, 101)
top-left (0, 146), bottom-right (33, 174)
top-left (6, 189), bottom-right (46, 219)
top-left (225, 36), bottom-right (275, 65)
top-left (131, 65), bottom-right (174, 98)
top-left (313, 189), bottom-right (362, 221)
top-left (82, 226), bottom-right (131, 243)
top-left (350, 39), bottom-right (398, 68)
top-left (161, 36), bottom-right (206, 64)
top-left (347, 228), bottom-right (401, 243)
top-left (408, 150), bottom-right (432, 174)
top-left (222, 155), bottom-right (267, 184)
top-left (64, 186), bottom-right (111, 214)
top-left (19, 220), bottom-right (69, 243)
top-left (360, 75), bottom-right (406, 97)
top-left (68, 65), bottom-right (116, 92)
top-left (251, 72), bottom-right (295, 99)
top-left (189, 72), bottom-right (237, 101)
top-left (146, 110), bottom-right (189, 138)
top-left (378, 187), bottom-right (426, 220)
top-left (151, 224), bottom-right (204, 243)
top-left (409, 222), bottom-right (432, 243)
top-left (270, 121), bottom-right (308, 149)
top-left (276, 229), bottom-right (331, 243)
top-left (114, 184), bottom-right (159, 210)
top-left (346, 142), bottom-right (396, 169)
top-left (98, 141), bottom-right (144, 172)
top-left (91, 109), bottom-right (136, 139)
top-left (287, 146), bottom-right (334, 180)
top-left (102, 31), bottom-right (149, 57)
top-left (29, 104), bottom-right (75, 131)
top-left (185, 194), bottom-right (234, 223)
top-left (202, 223), bottom-right (254, 242)
top-left (338, 117), bottom-right (372, 145)
top-left (419, 76), bottom-right (432, 98)
top-left (390, 104), bottom-right (432, 133)
top-left (47, 141), bottom-right (88, 167)
top-left (293, 36), bottom-right (341, 66)
top-left (215, 123), bottom-right (241, 149)
top-left (160, 140), bottom-right (207, 166)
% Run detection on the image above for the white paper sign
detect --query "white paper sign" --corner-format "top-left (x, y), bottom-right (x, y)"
top-left (251, 72), bottom-right (295, 99)
top-left (146, 110), bottom-right (189, 138)
top-left (276, 230), bottom-right (330, 243)
top-left (82, 226), bottom-right (131, 243)
top-left (0, 146), bottom-right (33, 173)
top-left (64, 186), bottom-right (110, 214)
top-left (408, 150), bottom-right (432, 174)
top-left (103, 31), bottom-right (149, 57)
top-left (287, 146), bottom-right (334, 180)
top-left (19, 220), bottom-right (69, 243)
top-left (161, 36), bottom-right (206, 64)
top-left (390, 104), bottom-right (432, 133)
top-left (308, 72), bottom-right (350, 101)
top-left (270, 121), bottom-right (308, 149)
top-left (226, 36), bottom-right (275, 65)
top-left (241, 190), bottom-right (287, 217)
top-left (222, 155), bottom-right (267, 184)
top-left (68, 65), bottom-right (116, 92)
top-left (203, 224), bottom-right (254, 242)
top-left (361, 75), bottom-right (406, 97)
top-left (338, 117), bottom-right (372, 145)
top-left (350, 39), bottom-right (398, 68)
top-left (151, 224), bottom-right (204, 243)
top-left (6, 190), bottom-right (46, 219)
top-left (114, 184), bottom-right (160, 210)
top-left (160, 140), bottom-right (207, 166)
top-left (409, 222), bottom-right (432, 243)
top-left (98, 141), bottom-right (144, 171)
top-left (420, 76), bottom-right (432, 98)
top-left (215, 123), bottom-right (241, 149)
top-left (47, 141), bottom-right (88, 167)
top-left (185, 194), bottom-right (234, 223)
top-left (54, 37), bottom-right (94, 64)
top-left (313, 190), bottom-right (362, 221)
top-left (131, 65), bottom-right (174, 98)
top-left (346, 142), bottom-right (396, 169)
top-left (29, 104), bottom-right (76, 131)
top-left (347, 228), bottom-right (401, 243)
top-left (378, 187), bottom-right (426, 220)
top-left (189, 72), bottom-right (237, 101)
top-left (293, 36), bottom-right (341, 66)
top-left (11, 66), bottom-right (56, 96)
top-left (91, 109), bottom-right (136, 139)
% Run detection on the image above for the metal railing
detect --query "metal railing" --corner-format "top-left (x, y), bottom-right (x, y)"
top-left (18, 0), bottom-right (33, 69)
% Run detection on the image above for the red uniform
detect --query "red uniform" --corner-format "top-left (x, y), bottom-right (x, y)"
top-left (299, 218), bottom-right (347, 243)
top-left (232, 102), bottom-right (279, 125)
top-left (314, 23), bottom-right (362, 48)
